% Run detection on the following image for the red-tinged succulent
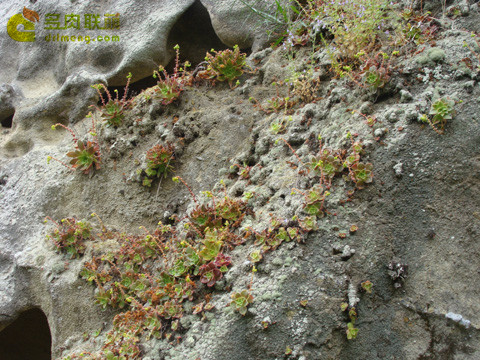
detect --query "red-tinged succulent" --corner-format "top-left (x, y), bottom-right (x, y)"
top-left (214, 253), bottom-right (232, 269)
top-left (49, 123), bottom-right (101, 176)
top-left (92, 73), bottom-right (132, 127)
top-left (198, 262), bottom-right (222, 287)
top-left (142, 143), bottom-right (175, 187)
top-left (230, 289), bottom-right (254, 316)
top-left (153, 45), bottom-right (190, 105)
top-left (350, 162), bottom-right (373, 189)
top-left (201, 45), bottom-right (247, 85)
top-left (198, 228), bottom-right (223, 261)
top-left (304, 185), bottom-right (326, 217)
top-left (45, 217), bottom-right (93, 259)
top-left (310, 150), bottom-right (343, 180)
top-left (66, 139), bottom-right (101, 175)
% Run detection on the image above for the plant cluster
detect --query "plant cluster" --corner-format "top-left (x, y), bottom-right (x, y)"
top-left (140, 143), bottom-right (175, 187)
top-left (91, 73), bottom-right (133, 128)
top-left (344, 305), bottom-right (359, 340)
top-left (153, 45), bottom-right (191, 105)
top-left (399, 9), bottom-right (438, 46)
top-left (48, 121), bottom-right (101, 176)
top-left (309, 134), bottom-right (373, 190)
top-left (249, 216), bottom-right (315, 262)
top-left (45, 217), bottom-right (93, 259)
top-left (72, 187), bottom-right (253, 358)
top-left (277, 133), bottom-right (373, 223)
top-left (198, 45), bottom-right (248, 86)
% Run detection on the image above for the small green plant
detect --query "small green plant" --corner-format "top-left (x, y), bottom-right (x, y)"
top-left (341, 304), bottom-right (359, 340)
top-left (303, 185), bottom-right (328, 217)
top-left (270, 118), bottom-right (288, 134)
top-left (310, 149), bottom-right (343, 183)
top-left (45, 217), bottom-right (93, 259)
top-left (346, 321), bottom-right (359, 340)
top-left (92, 73), bottom-right (133, 127)
top-left (421, 97), bottom-right (455, 134)
top-left (66, 140), bottom-right (101, 175)
top-left (230, 289), bottom-right (254, 315)
top-left (141, 143), bottom-right (175, 187)
top-left (153, 45), bottom-right (191, 105)
top-left (361, 280), bottom-right (373, 294)
top-left (349, 162), bottom-right (374, 189)
top-left (202, 45), bottom-right (247, 85)
top-left (48, 122), bottom-right (101, 176)
top-left (249, 249), bottom-right (263, 263)
top-left (400, 10), bottom-right (437, 45)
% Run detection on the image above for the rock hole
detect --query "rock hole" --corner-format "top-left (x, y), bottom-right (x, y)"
top-left (0, 308), bottom-right (51, 360)
top-left (166, 0), bottom-right (252, 70)
top-left (1, 113), bottom-right (13, 128)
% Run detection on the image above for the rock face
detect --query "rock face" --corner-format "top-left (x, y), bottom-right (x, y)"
top-left (0, 0), bottom-right (275, 157)
top-left (1, 0), bottom-right (480, 359)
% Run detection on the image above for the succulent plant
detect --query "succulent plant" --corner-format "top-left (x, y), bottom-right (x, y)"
top-left (425, 97), bottom-right (455, 133)
top-left (299, 216), bottom-right (318, 232)
top-left (361, 280), bottom-right (373, 294)
top-left (304, 185), bottom-right (326, 217)
top-left (230, 289), bottom-right (254, 316)
top-left (198, 228), bottom-right (223, 261)
top-left (350, 162), bottom-right (373, 188)
top-left (66, 140), bottom-right (101, 175)
top-left (249, 249), bottom-right (263, 263)
top-left (346, 322), bottom-right (359, 340)
top-left (198, 262), bottom-right (222, 287)
top-left (142, 143), bottom-right (175, 187)
top-left (153, 45), bottom-right (190, 105)
top-left (214, 253), bottom-right (232, 271)
top-left (92, 73), bottom-right (132, 127)
top-left (99, 99), bottom-right (127, 127)
top-left (203, 45), bottom-right (247, 84)
top-left (46, 217), bottom-right (92, 259)
top-left (154, 71), bottom-right (184, 105)
top-left (49, 123), bottom-right (101, 176)
top-left (430, 98), bottom-right (455, 123)
top-left (310, 150), bottom-right (343, 180)
top-left (363, 66), bottom-right (388, 89)
top-left (158, 301), bottom-right (183, 320)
